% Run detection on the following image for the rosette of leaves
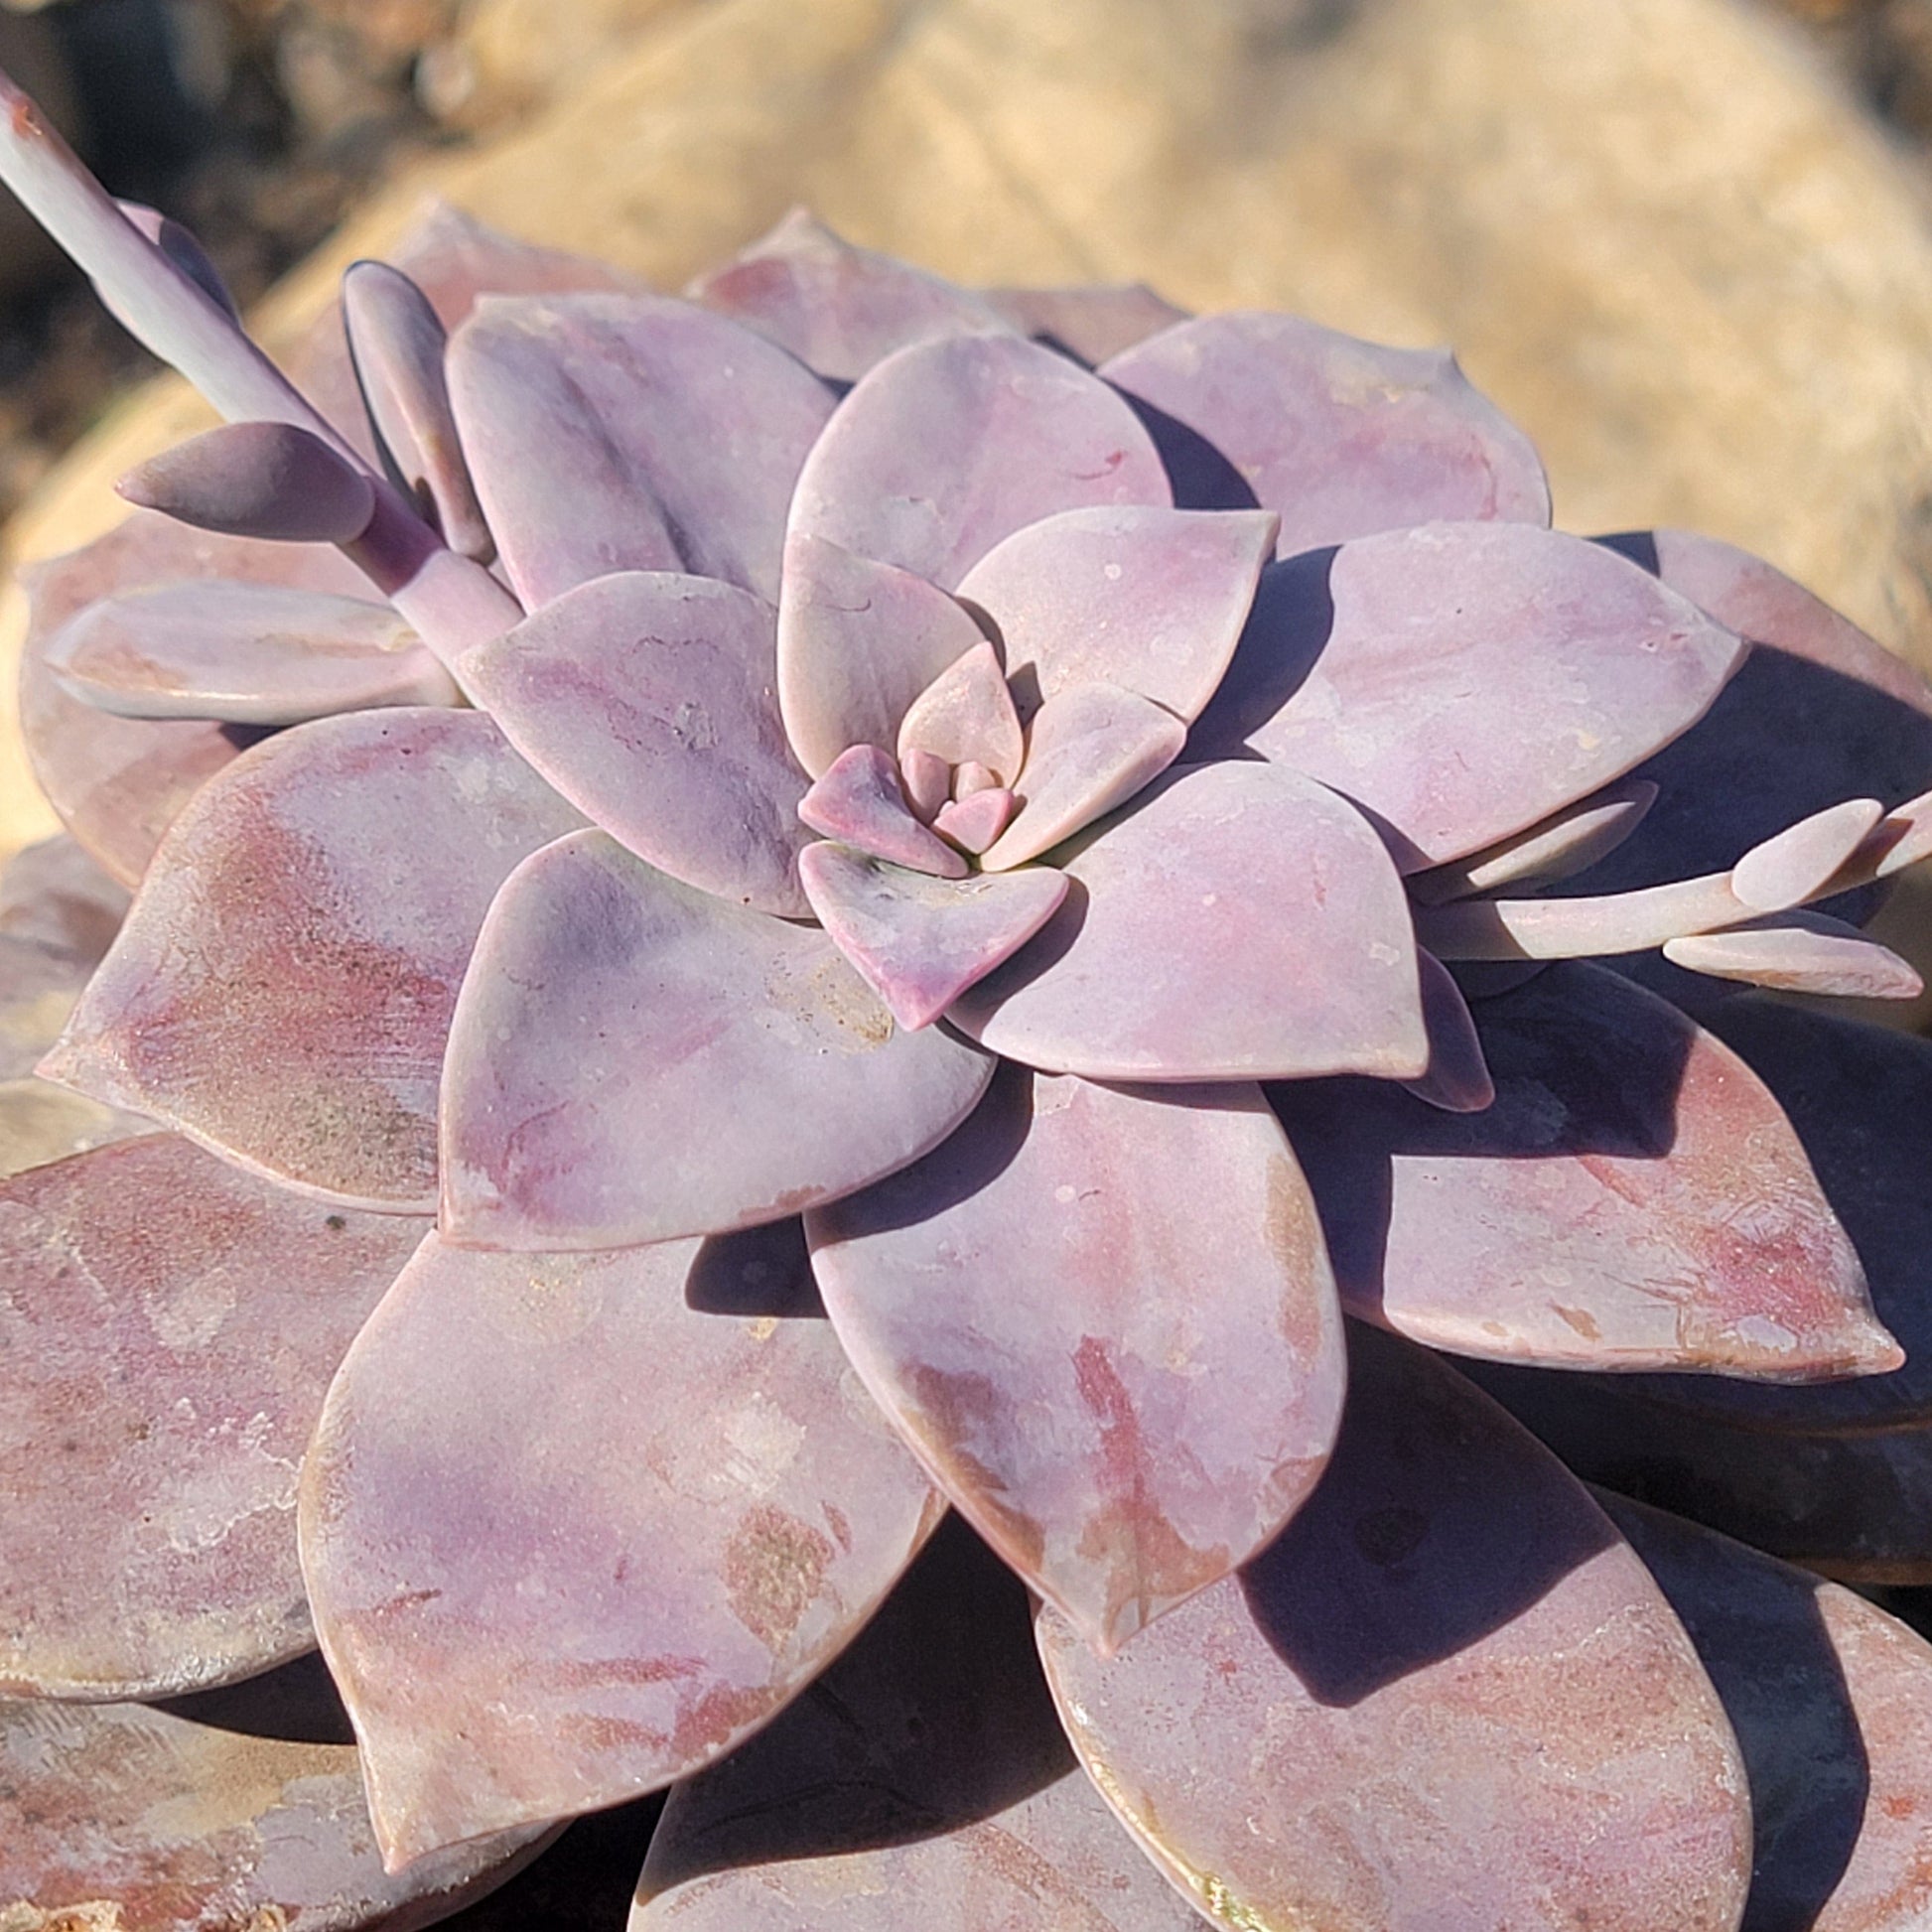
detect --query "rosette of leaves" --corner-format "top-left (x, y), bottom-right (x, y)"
top-left (6, 63), bottom-right (1932, 1932)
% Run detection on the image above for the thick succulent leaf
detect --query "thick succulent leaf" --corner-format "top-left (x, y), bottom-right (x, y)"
top-left (983, 281), bottom-right (1191, 365)
top-left (1602, 1493), bottom-right (1932, 1932)
top-left (635, 1515), bottom-right (1200, 1930)
top-left (953, 504), bottom-right (1277, 723)
top-left (808, 1064), bottom-right (1345, 1654)
top-left (1270, 961), bottom-right (1896, 1376)
top-left (952, 760), bottom-right (1428, 1081)
top-left (1190, 524), bottom-right (1747, 868)
top-left (979, 681), bottom-right (1186, 872)
top-left (1101, 311), bottom-right (1551, 546)
top-left (1664, 914), bottom-right (1923, 998)
top-left (447, 292), bottom-right (835, 607)
top-left (896, 639), bottom-right (1026, 786)
top-left (1035, 1325), bottom-right (1751, 1932)
top-left (1731, 797), bottom-right (1884, 911)
top-left (932, 783), bottom-right (1016, 853)
top-left (1461, 1357), bottom-right (1932, 1585)
top-left (1578, 529), bottom-right (1932, 900)
top-left (0, 1137), bottom-right (428, 1700)
top-left (115, 199), bottom-right (238, 319)
top-left (43, 709), bottom-right (584, 1210)
top-left (21, 509), bottom-right (372, 884)
top-left (798, 744), bottom-right (966, 877)
top-left (440, 830), bottom-right (994, 1249)
top-left (45, 580), bottom-right (458, 725)
top-left (344, 258), bottom-right (492, 560)
top-left (900, 746), bottom-right (951, 821)
top-left (1618, 999), bottom-right (1932, 1433)
top-left (118, 421), bottom-right (376, 544)
top-left (799, 843), bottom-right (1066, 1030)
top-left (1408, 777), bottom-right (1659, 904)
top-left (299, 1223), bottom-right (940, 1866)
top-left (0, 1654), bottom-right (552, 1926)
top-left (784, 334), bottom-right (1171, 592)
top-left (774, 532), bottom-right (990, 779)
top-left (1402, 948), bottom-right (1494, 1113)
top-left (458, 571), bottom-right (812, 915)
top-left (686, 207), bottom-right (1016, 383)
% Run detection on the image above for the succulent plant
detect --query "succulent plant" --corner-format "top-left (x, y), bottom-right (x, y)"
top-left (7, 53), bottom-right (1932, 1932)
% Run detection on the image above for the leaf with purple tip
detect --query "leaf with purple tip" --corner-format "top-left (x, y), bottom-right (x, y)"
top-left (979, 682), bottom-right (1185, 872)
top-left (799, 745), bottom-right (967, 879)
top-left (45, 579), bottom-right (457, 724)
top-left (798, 843), bottom-right (1067, 1030)
top-left (1664, 913), bottom-right (1923, 997)
top-left (1101, 311), bottom-right (1551, 544)
top-left (785, 334), bottom-right (1171, 592)
top-left (118, 420), bottom-right (376, 544)
top-left (344, 257), bottom-right (492, 559)
top-left (896, 639), bottom-right (1025, 786)
top-left (0, 1137), bottom-right (428, 1700)
top-left (954, 504), bottom-right (1277, 723)
top-left (440, 830), bottom-right (994, 1249)
top-left (447, 292), bottom-right (834, 607)
top-left (1270, 962), bottom-right (1898, 1376)
top-left (1191, 524), bottom-right (1746, 868)
top-left (809, 1065), bottom-right (1344, 1654)
top-left (1035, 1325), bottom-right (1751, 1932)
top-left (953, 760), bottom-right (1428, 1082)
top-left (299, 1223), bottom-right (939, 1866)
top-left (635, 1516), bottom-right (1201, 1931)
top-left (459, 571), bottom-right (814, 914)
top-left (42, 709), bottom-right (584, 1209)
top-left (686, 207), bottom-right (1016, 382)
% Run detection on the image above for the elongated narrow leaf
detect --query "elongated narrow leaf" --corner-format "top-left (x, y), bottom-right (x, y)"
top-left (459, 571), bottom-right (813, 914)
top-left (1036, 1326), bottom-right (1750, 1932)
top-left (687, 207), bottom-right (1016, 382)
top-left (300, 1224), bottom-right (939, 1866)
top-left (1665, 914), bottom-right (1922, 998)
top-left (47, 580), bottom-right (457, 724)
top-left (118, 421), bottom-right (376, 544)
top-left (953, 760), bottom-right (1428, 1082)
top-left (1603, 1493), bottom-right (1932, 1932)
top-left (0, 1137), bottom-right (428, 1699)
top-left (785, 334), bottom-right (1170, 592)
top-left (636, 1516), bottom-right (1199, 1930)
top-left (809, 1064), bottom-right (1345, 1652)
top-left (448, 292), bottom-right (835, 608)
top-left (1191, 524), bottom-right (1746, 868)
top-left (1407, 778), bottom-right (1658, 904)
top-left (440, 831), bottom-right (994, 1249)
top-left (43, 709), bottom-right (584, 1209)
top-left (1102, 311), bottom-right (1551, 544)
top-left (0, 1655), bottom-right (551, 1925)
top-left (1271, 962), bottom-right (1897, 1376)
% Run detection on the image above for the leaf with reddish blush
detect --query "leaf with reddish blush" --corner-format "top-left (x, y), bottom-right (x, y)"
top-left (20, 508), bottom-right (373, 883)
top-left (785, 334), bottom-right (1171, 592)
top-left (1035, 1326), bottom-right (1752, 1932)
top-left (299, 1224), bottom-right (940, 1867)
top-left (799, 745), bottom-right (967, 879)
top-left (1191, 524), bottom-right (1746, 868)
top-left (799, 844), bottom-right (1066, 1031)
top-left (775, 533), bottom-right (991, 779)
top-left (0, 1137), bottom-right (428, 1700)
top-left (809, 1065), bottom-right (1344, 1654)
top-left (953, 760), bottom-right (1428, 1082)
top-left (459, 571), bottom-right (814, 915)
top-left (686, 207), bottom-right (1016, 383)
top-left (1270, 962), bottom-right (1898, 1377)
top-left (448, 293), bottom-right (835, 607)
top-left (440, 831), bottom-right (994, 1249)
top-left (46, 580), bottom-right (457, 725)
top-left (635, 1516), bottom-right (1200, 1930)
top-left (1601, 1493), bottom-right (1932, 1932)
top-left (42, 709), bottom-right (584, 1209)
top-left (0, 1654), bottom-right (553, 1923)
top-left (1102, 311), bottom-right (1551, 544)
top-left (955, 504), bottom-right (1276, 727)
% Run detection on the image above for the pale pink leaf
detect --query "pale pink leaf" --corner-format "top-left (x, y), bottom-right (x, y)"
top-left (1730, 796), bottom-right (1885, 911)
top-left (1664, 914), bottom-right (1923, 998)
top-left (896, 639), bottom-right (1025, 787)
top-left (932, 784), bottom-right (1016, 853)
top-left (799, 744), bottom-right (967, 879)
top-left (118, 421), bottom-right (375, 544)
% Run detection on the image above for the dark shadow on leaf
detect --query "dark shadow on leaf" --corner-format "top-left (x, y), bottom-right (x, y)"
top-left (1113, 390), bottom-right (1261, 512)
top-left (952, 874), bottom-right (1089, 1008)
top-left (1184, 547), bottom-right (1336, 760)
top-left (687, 1218), bottom-right (825, 1318)
top-left (152, 1648), bottom-right (355, 1745)
top-left (1239, 1325), bottom-right (1615, 1706)
top-left (640, 1515), bottom-right (1073, 1893)
top-left (439, 1795), bottom-right (665, 1930)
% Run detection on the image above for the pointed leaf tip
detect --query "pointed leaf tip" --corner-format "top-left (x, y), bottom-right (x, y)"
top-left (118, 421), bottom-right (376, 544)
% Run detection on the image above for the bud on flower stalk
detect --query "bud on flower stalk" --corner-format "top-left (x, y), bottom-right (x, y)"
top-left (3, 63), bottom-right (1932, 1932)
